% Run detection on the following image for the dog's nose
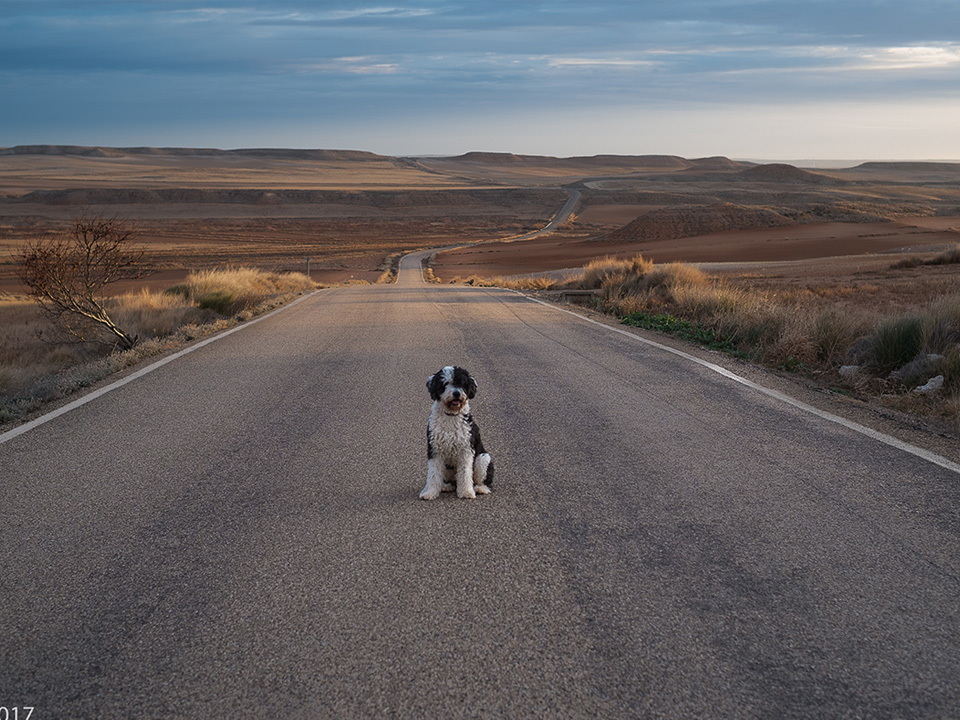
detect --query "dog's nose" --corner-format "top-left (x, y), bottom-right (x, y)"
top-left (452, 390), bottom-right (461, 399)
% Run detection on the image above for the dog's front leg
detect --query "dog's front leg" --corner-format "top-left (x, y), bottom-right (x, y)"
top-left (456, 452), bottom-right (476, 499)
top-left (420, 458), bottom-right (445, 500)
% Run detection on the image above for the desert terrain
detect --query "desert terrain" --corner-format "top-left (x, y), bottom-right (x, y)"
top-left (2, 145), bottom-right (959, 308)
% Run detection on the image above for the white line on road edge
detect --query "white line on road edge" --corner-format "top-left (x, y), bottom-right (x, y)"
top-left (0, 291), bottom-right (320, 446)
top-left (523, 294), bottom-right (960, 476)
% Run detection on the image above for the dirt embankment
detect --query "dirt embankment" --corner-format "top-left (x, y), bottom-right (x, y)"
top-left (607, 202), bottom-right (796, 243)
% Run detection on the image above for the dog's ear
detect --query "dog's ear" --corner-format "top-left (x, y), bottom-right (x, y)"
top-left (466, 375), bottom-right (478, 399)
top-left (426, 372), bottom-right (444, 401)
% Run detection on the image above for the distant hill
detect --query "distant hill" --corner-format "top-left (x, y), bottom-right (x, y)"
top-left (688, 156), bottom-right (749, 170)
top-left (448, 152), bottom-right (744, 170)
top-left (607, 202), bottom-right (795, 243)
top-left (0, 145), bottom-right (388, 161)
top-left (737, 163), bottom-right (840, 184)
top-left (454, 152), bottom-right (528, 164)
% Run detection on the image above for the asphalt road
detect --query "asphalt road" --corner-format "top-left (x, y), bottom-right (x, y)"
top-left (3, 254), bottom-right (960, 718)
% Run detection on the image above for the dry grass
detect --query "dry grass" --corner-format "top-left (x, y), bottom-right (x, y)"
top-left (0, 294), bottom-right (89, 396)
top-left (165, 268), bottom-right (314, 315)
top-left (891, 244), bottom-right (960, 270)
top-left (109, 289), bottom-right (196, 339)
top-left (1, 268), bottom-right (316, 427)
top-left (459, 274), bottom-right (561, 290)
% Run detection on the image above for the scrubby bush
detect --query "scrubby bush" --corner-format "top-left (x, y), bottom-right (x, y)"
top-left (173, 268), bottom-right (314, 315)
top-left (812, 309), bottom-right (866, 365)
top-left (865, 316), bottom-right (924, 375)
top-left (921, 295), bottom-right (960, 352)
top-left (110, 288), bottom-right (195, 339)
top-left (929, 245), bottom-right (960, 266)
top-left (575, 255), bottom-right (654, 290)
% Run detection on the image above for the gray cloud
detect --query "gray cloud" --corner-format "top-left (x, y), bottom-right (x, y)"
top-left (2, 1), bottom-right (959, 156)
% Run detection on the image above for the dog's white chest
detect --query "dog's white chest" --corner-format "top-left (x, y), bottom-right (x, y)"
top-left (429, 407), bottom-right (472, 460)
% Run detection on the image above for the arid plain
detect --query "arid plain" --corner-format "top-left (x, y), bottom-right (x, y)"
top-left (2, 146), bottom-right (958, 307)
top-left (7, 145), bottom-right (960, 432)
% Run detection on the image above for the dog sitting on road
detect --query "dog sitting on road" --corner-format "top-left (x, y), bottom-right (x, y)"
top-left (420, 366), bottom-right (494, 500)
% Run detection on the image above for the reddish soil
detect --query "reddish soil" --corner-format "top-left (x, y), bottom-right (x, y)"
top-left (431, 220), bottom-right (960, 280)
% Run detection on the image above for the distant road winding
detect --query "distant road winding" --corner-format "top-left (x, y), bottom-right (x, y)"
top-left (3, 231), bottom-right (960, 717)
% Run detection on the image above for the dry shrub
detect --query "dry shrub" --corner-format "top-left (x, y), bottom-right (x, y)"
top-left (643, 263), bottom-right (706, 291)
top-left (811, 308), bottom-right (869, 365)
top-left (711, 300), bottom-right (790, 361)
top-left (765, 307), bottom-right (817, 368)
top-left (672, 281), bottom-right (754, 322)
top-left (166, 268), bottom-right (315, 315)
top-left (579, 255), bottom-right (653, 289)
top-left (462, 274), bottom-right (561, 290)
top-left (891, 256), bottom-right (924, 270)
top-left (520, 275), bottom-right (560, 290)
top-left (597, 257), bottom-right (700, 312)
top-left (109, 289), bottom-right (195, 340)
top-left (579, 256), bottom-right (626, 288)
top-left (921, 295), bottom-right (960, 352)
top-left (929, 245), bottom-right (960, 266)
top-left (867, 315), bottom-right (924, 375)
top-left (938, 346), bottom-right (960, 392)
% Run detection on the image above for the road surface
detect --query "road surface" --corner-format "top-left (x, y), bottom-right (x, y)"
top-left (3, 252), bottom-right (960, 718)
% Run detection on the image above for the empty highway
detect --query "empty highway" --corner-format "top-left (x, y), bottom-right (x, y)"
top-left (3, 253), bottom-right (960, 718)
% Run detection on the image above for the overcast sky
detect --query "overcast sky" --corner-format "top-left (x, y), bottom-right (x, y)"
top-left (2, 1), bottom-right (959, 160)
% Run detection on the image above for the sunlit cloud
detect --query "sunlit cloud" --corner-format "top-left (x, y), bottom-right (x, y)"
top-left (289, 56), bottom-right (401, 75)
top-left (546, 57), bottom-right (659, 69)
top-left (253, 6), bottom-right (436, 24)
top-left (322, 6), bottom-right (435, 20)
top-left (786, 43), bottom-right (960, 71)
top-left (856, 45), bottom-right (960, 71)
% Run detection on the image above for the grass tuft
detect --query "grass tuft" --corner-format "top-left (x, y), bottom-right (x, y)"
top-left (867, 316), bottom-right (924, 375)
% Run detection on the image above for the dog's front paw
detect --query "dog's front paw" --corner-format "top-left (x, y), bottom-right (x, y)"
top-left (419, 487), bottom-right (441, 501)
top-left (474, 484), bottom-right (492, 495)
top-left (457, 486), bottom-right (477, 499)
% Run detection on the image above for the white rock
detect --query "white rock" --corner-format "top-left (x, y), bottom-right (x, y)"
top-left (914, 375), bottom-right (945, 394)
top-left (838, 365), bottom-right (860, 379)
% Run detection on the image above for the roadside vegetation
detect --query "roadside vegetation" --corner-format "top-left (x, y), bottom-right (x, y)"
top-left (471, 248), bottom-right (960, 430)
top-left (1, 266), bottom-right (316, 428)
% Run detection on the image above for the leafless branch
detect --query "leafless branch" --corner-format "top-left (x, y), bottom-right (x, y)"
top-left (17, 214), bottom-right (153, 349)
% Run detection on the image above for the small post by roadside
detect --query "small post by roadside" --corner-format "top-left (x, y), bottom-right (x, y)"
top-left (305, 257), bottom-right (311, 277)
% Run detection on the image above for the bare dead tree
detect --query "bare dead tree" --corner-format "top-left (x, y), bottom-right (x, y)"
top-left (18, 213), bottom-right (152, 349)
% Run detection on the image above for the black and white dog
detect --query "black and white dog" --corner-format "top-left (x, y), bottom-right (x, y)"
top-left (420, 366), bottom-right (494, 500)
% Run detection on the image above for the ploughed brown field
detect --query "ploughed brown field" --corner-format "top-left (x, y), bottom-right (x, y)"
top-left (1, 146), bottom-right (959, 313)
